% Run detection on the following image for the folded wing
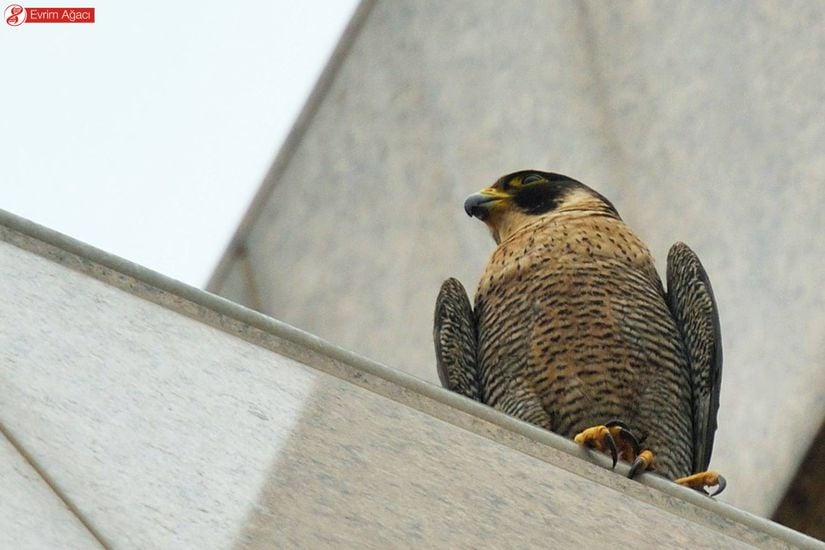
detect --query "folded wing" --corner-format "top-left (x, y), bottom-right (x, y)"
top-left (434, 277), bottom-right (481, 401)
top-left (666, 242), bottom-right (723, 473)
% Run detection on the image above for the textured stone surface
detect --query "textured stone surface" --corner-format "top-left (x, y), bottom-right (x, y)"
top-left (2, 226), bottom-right (811, 548)
top-left (0, 434), bottom-right (102, 549)
top-left (237, 377), bottom-right (749, 549)
top-left (209, 0), bottom-right (825, 517)
top-left (0, 239), bottom-right (319, 549)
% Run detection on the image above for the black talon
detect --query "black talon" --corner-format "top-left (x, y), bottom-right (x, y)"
top-left (605, 419), bottom-right (641, 457)
top-left (619, 428), bottom-right (641, 457)
top-left (628, 455), bottom-right (647, 479)
top-left (709, 474), bottom-right (726, 497)
top-left (604, 432), bottom-right (618, 469)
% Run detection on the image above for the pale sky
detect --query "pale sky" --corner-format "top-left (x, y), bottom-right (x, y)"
top-left (1, 1), bottom-right (359, 287)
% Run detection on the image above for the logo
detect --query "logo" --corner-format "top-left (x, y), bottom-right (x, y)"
top-left (5, 5), bottom-right (94, 25)
top-left (4, 4), bottom-right (25, 25)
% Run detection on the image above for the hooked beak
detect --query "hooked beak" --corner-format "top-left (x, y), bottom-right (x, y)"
top-left (464, 187), bottom-right (511, 219)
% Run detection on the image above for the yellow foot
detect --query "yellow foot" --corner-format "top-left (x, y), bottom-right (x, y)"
top-left (675, 470), bottom-right (726, 497)
top-left (574, 420), bottom-right (641, 469)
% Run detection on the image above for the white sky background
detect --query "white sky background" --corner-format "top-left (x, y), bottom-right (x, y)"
top-left (1, 1), bottom-right (359, 287)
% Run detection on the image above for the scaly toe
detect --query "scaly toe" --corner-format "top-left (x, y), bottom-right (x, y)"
top-left (675, 470), bottom-right (726, 496)
top-left (574, 425), bottom-right (619, 469)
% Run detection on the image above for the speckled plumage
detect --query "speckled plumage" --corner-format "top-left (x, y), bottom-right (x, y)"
top-left (435, 171), bottom-right (722, 480)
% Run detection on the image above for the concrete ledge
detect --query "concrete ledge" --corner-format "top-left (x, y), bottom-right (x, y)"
top-left (0, 208), bottom-right (821, 548)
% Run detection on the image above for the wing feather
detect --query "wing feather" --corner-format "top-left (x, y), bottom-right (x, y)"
top-left (434, 278), bottom-right (481, 400)
top-left (666, 242), bottom-right (723, 473)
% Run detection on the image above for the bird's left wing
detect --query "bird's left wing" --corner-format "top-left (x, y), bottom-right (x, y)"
top-left (666, 242), bottom-right (723, 473)
top-left (434, 278), bottom-right (481, 401)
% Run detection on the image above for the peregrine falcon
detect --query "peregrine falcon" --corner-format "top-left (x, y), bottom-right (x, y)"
top-left (434, 170), bottom-right (723, 493)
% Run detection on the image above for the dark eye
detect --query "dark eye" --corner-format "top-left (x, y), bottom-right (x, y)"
top-left (523, 174), bottom-right (543, 185)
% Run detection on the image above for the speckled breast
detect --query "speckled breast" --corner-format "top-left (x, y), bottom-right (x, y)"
top-left (474, 212), bottom-right (693, 476)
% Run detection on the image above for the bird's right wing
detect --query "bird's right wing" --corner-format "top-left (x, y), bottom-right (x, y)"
top-left (434, 278), bottom-right (481, 401)
top-left (666, 242), bottom-right (723, 474)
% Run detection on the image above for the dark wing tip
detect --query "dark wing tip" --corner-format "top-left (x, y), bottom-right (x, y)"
top-left (434, 277), bottom-right (481, 400)
top-left (667, 242), bottom-right (723, 473)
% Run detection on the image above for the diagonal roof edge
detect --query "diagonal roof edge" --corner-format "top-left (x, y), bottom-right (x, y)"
top-left (206, 0), bottom-right (377, 292)
top-left (1, 207), bottom-right (823, 549)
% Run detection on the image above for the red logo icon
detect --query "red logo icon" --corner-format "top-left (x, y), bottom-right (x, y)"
top-left (4, 5), bottom-right (94, 25)
top-left (5, 4), bottom-right (26, 25)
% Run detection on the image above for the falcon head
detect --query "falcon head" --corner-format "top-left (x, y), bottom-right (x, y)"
top-left (464, 170), bottom-right (619, 243)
